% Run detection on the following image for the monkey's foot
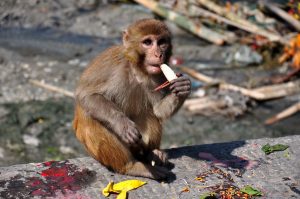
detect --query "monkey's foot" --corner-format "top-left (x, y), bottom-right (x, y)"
top-left (147, 149), bottom-right (170, 167)
top-left (125, 161), bottom-right (173, 180)
top-left (150, 165), bottom-right (174, 180)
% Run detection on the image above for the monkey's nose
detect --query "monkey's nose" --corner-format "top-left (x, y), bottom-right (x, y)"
top-left (155, 52), bottom-right (163, 59)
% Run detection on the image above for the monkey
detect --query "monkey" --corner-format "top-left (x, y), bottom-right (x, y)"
top-left (73, 19), bottom-right (191, 180)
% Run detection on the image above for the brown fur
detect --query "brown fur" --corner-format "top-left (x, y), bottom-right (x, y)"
top-left (73, 19), bottom-right (190, 180)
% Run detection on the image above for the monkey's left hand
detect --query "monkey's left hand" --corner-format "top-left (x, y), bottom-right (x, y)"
top-left (169, 75), bottom-right (191, 98)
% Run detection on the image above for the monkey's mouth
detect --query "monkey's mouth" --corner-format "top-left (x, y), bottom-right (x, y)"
top-left (147, 64), bottom-right (162, 74)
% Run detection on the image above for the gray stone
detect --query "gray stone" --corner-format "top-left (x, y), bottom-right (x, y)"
top-left (0, 135), bottom-right (299, 198)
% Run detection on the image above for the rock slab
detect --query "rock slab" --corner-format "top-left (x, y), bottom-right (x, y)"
top-left (0, 135), bottom-right (299, 199)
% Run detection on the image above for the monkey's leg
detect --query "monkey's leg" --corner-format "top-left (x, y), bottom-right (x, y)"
top-left (75, 117), bottom-right (171, 180)
top-left (85, 131), bottom-right (171, 179)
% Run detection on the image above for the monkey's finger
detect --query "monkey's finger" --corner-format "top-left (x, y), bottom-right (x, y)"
top-left (177, 85), bottom-right (191, 91)
top-left (169, 78), bottom-right (191, 88)
top-left (169, 83), bottom-right (190, 92)
top-left (176, 73), bottom-right (183, 77)
top-left (124, 134), bottom-right (135, 144)
top-left (170, 76), bottom-right (189, 83)
top-left (128, 130), bottom-right (142, 139)
top-left (127, 138), bottom-right (141, 148)
top-left (176, 91), bottom-right (190, 97)
top-left (157, 152), bottom-right (168, 165)
top-left (124, 130), bottom-right (140, 144)
top-left (170, 79), bottom-right (190, 86)
top-left (171, 85), bottom-right (191, 94)
top-left (127, 127), bottom-right (142, 139)
top-left (128, 133), bottom-right (141, 144)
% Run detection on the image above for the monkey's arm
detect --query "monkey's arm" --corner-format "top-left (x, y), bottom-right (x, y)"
top-left (153, 76), bottom-right (191, 120)
top-left (76, 93), bottom-right (142, 146)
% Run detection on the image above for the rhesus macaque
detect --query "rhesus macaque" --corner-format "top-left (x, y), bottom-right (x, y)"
top-left (73, 19), bottom-right (191, 180)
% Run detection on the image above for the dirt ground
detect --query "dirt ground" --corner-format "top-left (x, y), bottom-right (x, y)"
top-left (0, 0), bottom-right (299, 166)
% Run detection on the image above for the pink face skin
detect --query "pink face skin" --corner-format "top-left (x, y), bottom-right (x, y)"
top-left (141, 35), bottom-right (170, 75)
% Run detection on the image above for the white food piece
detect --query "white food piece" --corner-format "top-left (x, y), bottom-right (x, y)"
top-left (151, 160), bottom-right (155, 166)
top-left (160, 64), bottom-right (177, 81)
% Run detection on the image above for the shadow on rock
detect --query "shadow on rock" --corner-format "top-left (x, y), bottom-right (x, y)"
top-left (166, 141), bottom-right (260, 173)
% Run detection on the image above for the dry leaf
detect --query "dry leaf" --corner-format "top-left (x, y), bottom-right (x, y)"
top-left (293, 52), bottom-right (300, 69)
top-left (279, 34), bottom-right (300, 69)
top-left (102, 179), bottom-right (147, 199)
top-left (180, 186), bottom-right (190, 193)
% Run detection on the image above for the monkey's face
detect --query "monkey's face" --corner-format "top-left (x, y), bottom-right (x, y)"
top-left (123, 19), bottom-right (172, 75)
top-left (140, 35), bottom-right (171, 75)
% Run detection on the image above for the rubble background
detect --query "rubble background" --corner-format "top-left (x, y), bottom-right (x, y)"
top-left (0, 0), bottom-right (299, 166)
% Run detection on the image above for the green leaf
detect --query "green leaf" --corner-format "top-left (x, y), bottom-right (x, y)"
top-left (261, 143), bottom-right (289, 155)
top-left (199, 192), bottom-right (217, 199)
top-left (284, 150), bottom-right (290, 159)
top-left (240, 186), bottom-right (262, 196)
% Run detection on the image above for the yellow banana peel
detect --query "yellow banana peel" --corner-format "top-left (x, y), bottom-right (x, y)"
top-left (102, 179), bottom-right (147, 199)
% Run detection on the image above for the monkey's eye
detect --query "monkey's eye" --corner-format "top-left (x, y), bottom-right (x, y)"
top-left (158, 38), bottom-right (166, 45)
top-left (158, 38), bottom-right (168, 48)
top-left (142, 39), bottom-right (152, 46)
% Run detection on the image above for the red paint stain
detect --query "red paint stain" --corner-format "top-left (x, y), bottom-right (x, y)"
top-left (0, 160), bottom-right (96, 199)
top-left (41, 167), bottom-right (68, 177)
top-left (43, 160), bottom-right (55, 167)
top-left (31, 161), bottom-right (94, 196)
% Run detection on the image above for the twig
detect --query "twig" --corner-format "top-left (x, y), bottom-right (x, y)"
top-left (189, 5), bottom-right (280, 42)
top-left (219, 84), bottom-right (265, 99)
top-left (178, 65), bottom-right (265, 99)
top-left (253, 79), bottom-right (300, 100)
top-left (197, 0), bottom-right (286, 44)
top-left (271, 68), bottom-right (300, 84)
top-left (189, 5), bottom-right (245, 27)
top-left (29, 79), bottom-right (74, 98)
top-left (259, 0), bottom-right (300, 32)
top-left (133, 0), bottom-right (229, 45)
top-left (177, 65), bottom-right (218, 84)
top-left (185, 100), bottom-right (226, 112)
top-left (178, 65), bottom-right (300, 100)
top-left (265, 101), bottom-right (300, 125)
top-left (184, 97), bottom-right (211, 107)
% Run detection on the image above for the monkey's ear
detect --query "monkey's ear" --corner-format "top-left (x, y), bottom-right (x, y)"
top-left (122, 30), bottom-right (130, 47)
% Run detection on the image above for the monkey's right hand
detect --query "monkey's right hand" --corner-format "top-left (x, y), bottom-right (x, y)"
top-left (115, 116), bottom-right (142, 147)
